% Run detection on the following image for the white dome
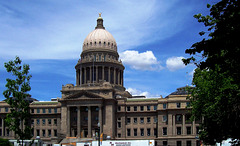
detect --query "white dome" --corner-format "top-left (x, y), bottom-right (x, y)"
top-left (82, 17), bottom-right (117, 52)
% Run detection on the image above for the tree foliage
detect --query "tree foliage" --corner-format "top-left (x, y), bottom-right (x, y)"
top-left (183, 0), bottom-right (240, 145)
top-left (3, 56), bottom-right (32, 143)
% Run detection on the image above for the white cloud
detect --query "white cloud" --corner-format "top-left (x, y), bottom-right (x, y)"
top-left (120, 50), bottom-right (163, 71)
top-left (126, 88), bottom-right (150, 97)
top-left (166, 56), bottom-right (185, 71)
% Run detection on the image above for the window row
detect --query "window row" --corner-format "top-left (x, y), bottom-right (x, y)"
top-left (33, 119), bottom-right (57, 126)
top-left (119, 105), bottom-right (158, 112)
top-left (31, 108), bottom-right (58, 114)
top-left (118, 128), bottom-right (157, 137)
top-left (124, 117), bottom-right (157, 125)
top-left (162, 126), bottom-right (199, 136)
top-left (36, 129), bottom-right (57, 137)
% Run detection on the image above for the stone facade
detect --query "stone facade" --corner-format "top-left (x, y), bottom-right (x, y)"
top-left (0, 15), bottom-right (201, 146)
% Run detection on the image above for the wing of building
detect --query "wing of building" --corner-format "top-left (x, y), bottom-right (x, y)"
top-left (0, 15), bottom-right (201, 146)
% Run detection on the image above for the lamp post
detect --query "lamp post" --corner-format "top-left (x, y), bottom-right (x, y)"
top-left (98, 122), bottom-right (100, 146)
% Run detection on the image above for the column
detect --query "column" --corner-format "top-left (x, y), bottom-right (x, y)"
top-left (108, 67), bottom-right (111, 82)
top-left (118, 70), bottom-right (120, 85)
top-left (88, 106), bottom-right (92, 138)
top-left (90, 67), bottom-right (92, 83)
top-left (193, 120), bottom-right (196, 135)
top-left (96, 66), bottom-right (98, 83)
top-left (84, 67), bottom-right (87, 84)
top-left (173, 114), bottom-right (176, 135)
top-left (2, 118), bottom-right (4, 136)
top-left (102, 66), bottom-right (104, 81)
top-left (77, 106), bottom-right (81, 137)
top-left (114, 68), bottom-right (116, 84)
top-left (182, 114), bottom-right (185, 135)
top-left (80, 69), bottom-right (82, 86)
top-left (121, 71), bottom-right (123, 86)
top-left (76, 69), bottom-right (79, 86)
top-left (67, 107), bottom-right (70, 137)
top-left (99, 106), bottom-right (103, 133)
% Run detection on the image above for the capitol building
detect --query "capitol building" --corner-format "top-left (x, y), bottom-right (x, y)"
top-left (0, 15), bottom-right (201, 146)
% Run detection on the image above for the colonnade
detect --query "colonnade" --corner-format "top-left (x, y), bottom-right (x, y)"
top-left (76, 66), bottom-right (123, 86)
top-left (67, 105), bottom-right (103, 138)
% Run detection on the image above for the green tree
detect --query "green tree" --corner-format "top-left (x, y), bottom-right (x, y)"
top-left (3, 56), bottom-right (32, 145)
top-left (0, 138), bottom-right (13, 146)
top-left (183, 0), bottom-right (240, 145)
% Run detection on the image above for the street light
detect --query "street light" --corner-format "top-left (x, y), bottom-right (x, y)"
top-left (98, 122), bottom-right (100, 146)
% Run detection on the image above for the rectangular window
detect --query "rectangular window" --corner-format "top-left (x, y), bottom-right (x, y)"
top-left (134, 129), bottom-right (137, 136)
top-left (37, 129), bottom-right (40, 136)
top-left (42, 119), bottom-right (45, 125)
top-left (127, 118), bottom-right (131, 124)
top-left (163, 103), bottom-right (167, 109)
top-left (54, 108), bottom-right (57, 113)
top-left (31, 119), bottom-right (34, 125)
top-left (48, 108), bottom-right (51, 113)
top-left (118, 122), bottom-right (121, 128)
top-left (95, 107), bottom-right (99, 111)
top-left (140, 117), bottom-right (144, 123)
top-left (48, 119), bottom-right (51, 125)
top-left (48, 129), bottom-right (51, 137)
top-left (147, 128), bottom-right (151, 136)
top-left (31, 109), bottom-right (34, 113)
top-left (196, 126), bottom-right (200, 134)
top-left (118, 106), bottom-right (121, 111)
top-left (31, 128), bottom-right (34, 136)
top-left (5, 107), bottom-right (8, 112)
top-left (42, 130), bottom-right (45, 137)
top-left (163, 127), bottom-right (167, 135)
top-left (163, 141), bottom-right (168, 146)
top-left (118, 133), bottom-right (121, 138)
top-left (127, 129), bottom-right (131, 136)
top-left (37, 109), bottom-right (40, 113)
top-left (140, 106), bottom-right (144, 111)
top-left (176, 102), bottom-right (181, 108)
top-left (6, 129), bottom-right (9, 136)
top-left (42, 108), bottom-right (46, 113)
top-left (154, 128), bottom-right (157, 136)
top-left (37, 119), bottom-right (40, 125)
top-left (54, 130), bottom-right (57, 137)
top-left (127, 106), bottom-right (130, 111)
top-left (154, 117), bottom-right (158, 123)
top-left (134, 106), bottom-right (137, 111)
top-left (140, 128), bottom-right (144, 136)
top-left (187, 127), bottom-right (191, 135)
top-left (54, 119), bottom-right (57, 125)
top-left (163, 115), bottom-right (167, 122)
top-left (154, 105), bottom-right (157, 110)
top-left (186, 102), bottom-right (190, 107)
top-left (147, 117), bottom-right (151, 123)
top-left (134, 118), bottom-right (137, 123)
top-left (177, 141), bottom-right (182, 146)
top-left (187, 141), bottom-right (191, 146)
top-left (176, 114), bottom-right (182, 122)
top-left (177, 127), bottom-right (182, 135)
top-left (147, 105), bottom-right (151, 111)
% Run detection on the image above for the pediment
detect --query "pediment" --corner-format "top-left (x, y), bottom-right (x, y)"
top-left (64, 90), bottom-right (104, 100)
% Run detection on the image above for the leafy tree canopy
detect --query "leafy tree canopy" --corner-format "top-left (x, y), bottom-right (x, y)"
top-left (183, 0), bottom-right (240, 145)
top-left (3, 56), bottom-right (32, 142)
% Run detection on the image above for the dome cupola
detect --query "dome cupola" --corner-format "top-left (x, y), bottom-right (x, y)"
top-left (82, 13), bottom-right (117, 52)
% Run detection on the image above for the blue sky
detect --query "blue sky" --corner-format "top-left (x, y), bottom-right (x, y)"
top-left (0, 0), bottom-right (219, 101)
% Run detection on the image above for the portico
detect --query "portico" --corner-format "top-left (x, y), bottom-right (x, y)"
top-left (66, 105), bottom-right (103, 138)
